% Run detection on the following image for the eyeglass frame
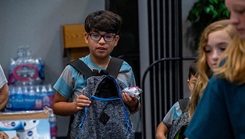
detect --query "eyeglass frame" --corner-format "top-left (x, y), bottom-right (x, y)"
top-left (88, 32), bottom-right (117, 42)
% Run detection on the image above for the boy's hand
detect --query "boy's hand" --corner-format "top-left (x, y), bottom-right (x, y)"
top-left (121, 92), bottom-right (138, 108)
top-left (75, 89), bottom-right (91, 111)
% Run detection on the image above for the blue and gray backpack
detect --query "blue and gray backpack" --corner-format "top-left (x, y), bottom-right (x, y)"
top-left (68, 57), bottom-right (134, 139)
top-left (167, 98), bottom-right (189, 139)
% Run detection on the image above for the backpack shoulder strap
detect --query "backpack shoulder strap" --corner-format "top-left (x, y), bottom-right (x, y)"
top-left (68, 59), bottom-right (93, 78)
top-left (106, 57), bottom-right (123, 78)
top-left (178, 98), bottom-right (189, 112)
top-left (68, 57), bottom-right (123, 78)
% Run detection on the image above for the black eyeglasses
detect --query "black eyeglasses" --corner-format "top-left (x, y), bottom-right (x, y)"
top-left (89, 32), bottom-right (116, 42)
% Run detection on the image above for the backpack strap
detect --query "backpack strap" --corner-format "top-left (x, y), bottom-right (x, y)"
top-left (178, 98), bottom-right (189, 112)
top-left (106, 57), bottom-right (123, 78)
top-left (68, 59), bottom-right (93, 78)
top-left (68, 57), bottom-right (123, 78)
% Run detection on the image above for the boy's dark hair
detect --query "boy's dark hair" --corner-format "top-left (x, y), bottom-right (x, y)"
top-left (188, 60), bottom-right (197, 79)
top-left (85, 10), bottom-right (122, 34)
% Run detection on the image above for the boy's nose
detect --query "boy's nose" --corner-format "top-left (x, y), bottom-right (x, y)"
top-left (98, 36), bottom-right (106, 43)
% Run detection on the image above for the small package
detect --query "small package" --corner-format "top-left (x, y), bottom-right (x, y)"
top-left (122, 86), bottom-right (142, 97)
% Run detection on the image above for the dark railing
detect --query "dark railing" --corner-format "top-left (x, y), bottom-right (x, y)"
top-left (141, 57), bottom-right (196, 139)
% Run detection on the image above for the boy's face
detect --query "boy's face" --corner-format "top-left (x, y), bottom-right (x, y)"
top-left (84, 30), bottom-right (120, 59)
top-left (187, 75), bottom-right (197, 95)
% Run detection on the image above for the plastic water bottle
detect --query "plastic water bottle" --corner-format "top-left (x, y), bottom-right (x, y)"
top-left (5, 86), bottom-right (15, 110)
top-left (47, 84), bottom-right (54, 108)
top-left (28, 85), bottom-right (36, 109)
top-left (41, 85), bottom-right (50, 108)
top-left (49, 113), bottom-right (57, 139)
top-left (16, 86), bottom-right (24, 110)
top-left (23, 86), bottom-right (29, 109)
top-left (35, 85), bottom-right (43, 109)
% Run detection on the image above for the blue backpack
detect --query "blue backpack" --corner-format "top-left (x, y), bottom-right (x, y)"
top-left (68, 58), bottom-right (134, 139)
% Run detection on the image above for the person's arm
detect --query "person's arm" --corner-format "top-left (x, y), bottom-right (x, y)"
top-left (128, 98), bottom-right (140, 114)
top-left (52, 91), bottom-right (76, 116)
top-left (120, 61), bottom-right (141, 114)
top-left (52, 65), bottom-right (89, 116)
top-left (155, 101), bottom-right (181, 138)
top-left (52, 90), bottom-right (91, 116)
top-left (121, 92), bottom-right (140, 114)
top-left (0, 83), bottom-right (8, 110)
top-left (156, 122), bottom-right (168, 139)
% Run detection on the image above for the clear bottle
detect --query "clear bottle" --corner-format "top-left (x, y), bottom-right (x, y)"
top-left (16, 86), bottom-right (24, 110)
top-left (47, 84), bottom-right (54, 108)
top-left (35, 85), bottom-right (43, 109)
top-left (29, 85), bottom-right (36, 110)
top-left (23, 86), bottom-right (29, 109)
top-left (49, 113), bottom-right (57, 139)
top-left (41, 85), bottom-right (50, 108)
top-left (5, 86), bottom-right (15, 110)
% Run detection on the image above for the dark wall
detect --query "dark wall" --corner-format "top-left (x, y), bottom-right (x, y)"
top-left (105, 0), bottom-right (140, 86)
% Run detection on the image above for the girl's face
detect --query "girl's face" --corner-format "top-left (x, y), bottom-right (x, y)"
top-left (226, 0), bottom-right (245, 39)
top-left (205, 29), bottom-right (231, 71)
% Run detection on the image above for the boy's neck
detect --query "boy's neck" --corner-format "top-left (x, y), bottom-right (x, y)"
top-left (90, 55), bottom-right (110, 69)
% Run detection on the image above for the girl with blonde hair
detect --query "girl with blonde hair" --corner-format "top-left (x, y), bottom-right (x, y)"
top-left (158, 19), bottom-right (237, 139)
top-left (185, 0), bottom-right (245, 138)
top-left (188, 19), bottom-right (236, 120)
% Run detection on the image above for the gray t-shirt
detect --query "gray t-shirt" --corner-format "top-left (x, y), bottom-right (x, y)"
top-left (162, 101), bottom-right (182, 129)
top-left (0, 65), bottom-right (7, 88)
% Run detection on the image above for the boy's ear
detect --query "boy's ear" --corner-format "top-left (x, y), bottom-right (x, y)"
top-left (84, 32), bottom-right (89, 44)
top-left (113, 35), bottom-right (120, 47)
top-left (187, 79), bottom-right (191, 87)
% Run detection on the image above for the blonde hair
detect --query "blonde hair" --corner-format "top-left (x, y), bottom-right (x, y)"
top-left (188, 20), bottom-right (236, 120)
top-left (214, 35), bottom-right (245, 84)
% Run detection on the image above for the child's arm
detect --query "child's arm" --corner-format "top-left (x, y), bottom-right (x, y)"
top-left (121, 93), bottom-right (140, 114)
top-left (156, 122), bottom-right (168, 139)
top-left (0, 84), bottom-right (8, 110)
top-left (52, 90), bottom-right (91, 116)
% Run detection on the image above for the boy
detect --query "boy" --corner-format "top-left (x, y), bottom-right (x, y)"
top-left (156, 61), bottom-right (197, 139)
top-left (52, 10), bottom-right (140, 138)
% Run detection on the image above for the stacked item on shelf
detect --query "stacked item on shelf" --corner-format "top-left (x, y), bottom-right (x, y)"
top-left (1, 46), bottom-right (57, 139)
top-left (6, 84), bottom-right (54, 111)
top-left (0, 108), bottom-right (52, 139)
top-left (8, 46), bottom-right (44, 86)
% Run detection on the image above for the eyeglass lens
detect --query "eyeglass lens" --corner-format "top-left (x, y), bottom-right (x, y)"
top-left (89, 33), bottom-right (116, 42)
